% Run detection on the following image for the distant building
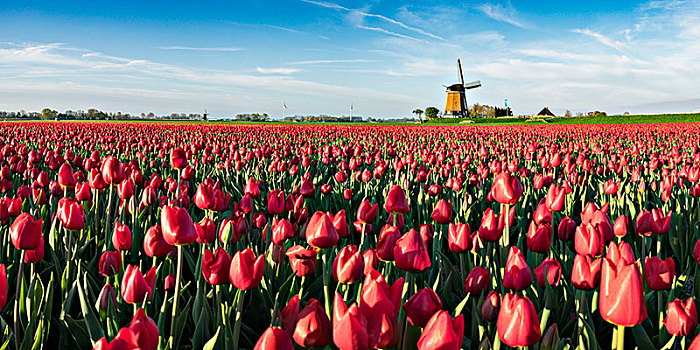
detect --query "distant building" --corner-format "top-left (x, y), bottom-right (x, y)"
top-left (536, 107), bottom-right (556, 117)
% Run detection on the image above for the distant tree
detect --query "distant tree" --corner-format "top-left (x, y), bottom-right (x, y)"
top-left (413, 109), bottom-right (424, 123)
top-left (425, 106), bottom-right (439, 119)
top-left (40, 108), bottom-right (56, 120)
top-left (565, 109), bottom-right (572, 118)
top-left (623, 111), bottom-right (630, 116)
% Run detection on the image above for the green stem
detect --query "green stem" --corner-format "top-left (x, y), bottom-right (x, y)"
top-left (168, 246), bottom-right (183, 349)
top-left (233, 290), bottom-right (245, 350)
top-left (14, 250), bottom-right (25, 350)
top-left (617, 325), bottom-right (625, 350)
top-left (321, 251), bottom-right (331, 319)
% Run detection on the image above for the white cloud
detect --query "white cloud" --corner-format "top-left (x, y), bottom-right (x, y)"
top-left (572, 28), bottom-right (625, 50)
top-left (156, 46), bottom-right (244, 52)
top-left (289, 59), bottom-right (375, 65)
top-left (301, 0), bottom-right (445, 41)
top-left (476, 3), bottom-right (528, 28)
top-left (256, 67), bottom-right (300, 74)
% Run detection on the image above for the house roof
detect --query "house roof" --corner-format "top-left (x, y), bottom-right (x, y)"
top-left (537, 107), bottom-right (555, 116)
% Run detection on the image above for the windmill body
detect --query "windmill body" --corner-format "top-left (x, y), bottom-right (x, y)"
top-left (444, 59), bottom-right (481, 118)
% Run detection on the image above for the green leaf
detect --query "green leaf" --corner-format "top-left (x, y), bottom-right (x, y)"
top-left (76, 273), bottom-right (105, 345)
top-left (202, 327), bottom-right (220, 350)
top-left (631, 324), bottom-right (655, 350)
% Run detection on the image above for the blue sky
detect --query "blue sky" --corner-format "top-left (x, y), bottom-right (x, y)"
top-left (1, 0), bottom-right (699, 118)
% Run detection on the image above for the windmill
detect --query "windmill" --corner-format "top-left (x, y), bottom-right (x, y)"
top-left (444, 59), bottom-right (481, 118)
top-left (203, 108), bottom-right (208, 121)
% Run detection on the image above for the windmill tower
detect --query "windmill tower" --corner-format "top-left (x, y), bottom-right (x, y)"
top-left (444, 59), bottom-right (481, 118)
top-left (203, 109), bottom-right (208, 121)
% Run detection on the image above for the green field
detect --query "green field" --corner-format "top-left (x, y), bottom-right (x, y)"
top-left (6, 113), bottom-right (700, 125)
top-left (424, 113), bottom-right (700, 125)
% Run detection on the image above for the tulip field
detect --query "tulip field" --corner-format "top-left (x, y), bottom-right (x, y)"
top-left (1, 121), bottom-right (700, 350)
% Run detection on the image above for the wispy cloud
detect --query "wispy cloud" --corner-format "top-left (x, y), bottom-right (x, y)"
top-left (476, 3), bottom-right (528, 28)
top-left (356, 26), bottom-right (427, 42)
top-left (300, 0), bottom-right (445, 41)
top-left (289, 59), bottom-right (375, 65)
top-left (156, 46), bottom-right (244, 52)
top-left (256, 67), bottom-right (300, 74)
top-left (572, 28), bottom-right (625, 50)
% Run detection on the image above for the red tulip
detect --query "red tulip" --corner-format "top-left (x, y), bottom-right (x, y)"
top-left (24, 235), bottom-right (44, 263)
top-left (300, 178), bottom-right (315, 197)
top-left (271, 218), bottom-right (294, 246)
top-left (635, 211), bottom-right (652, 236)
top-left (694, 238), bottom-right (700, 267)
top-left (393, 228), bottom-right (431, 273)
top-left (117, 179), bottom-right (134, 200)
top-left (613, 214), bottom-right (628, 237)
top-left (534, 257), bottom-right (562, 287)
top-left (230, 248), bottom-right (264, 290)
top-left (58, 197), bottom-right (85, 231)
top-left (293, 299), bottom-right (331, 347)
top-left (571, 254), bottom-right (602, 290)
top-left (244, 178), bottom-right (261, 198)
top-left (10, 213), bottom-right (43, 250)
top-left (599, 254), bottom-right (647, 326)
top-left (357, 200), bottom-right (378, 224)
top-left (267, 189), bottom-right (285, 215)
top-left (112, 221), bottom-right (132, 251)
top-left (417, 310), bottom-right (464, 350)
top-left (644, 256), bottom-right (674, 291)
top-left (650, 209), bottom-right (671, 235)
top-left (75, 182), bottom-right (92, 201)
top-left (332, 245), bottom-right (364, 284)
top-left (497, 293), bottom-right (541, 347)
top-left (194, 217), bottom-right (216, 244)
top-left (558, 216), bottom-right (576, 241)
top-left (194, 182), bottom-right (215, 210)
top-left (286, 245), bottom-right (318, 277)
top-left (143, 225), bottom-right (174, 257)
top-left (333, 293), bottom-right (371, 350)
top-left (239, 194), bottom-right (253, 214)
top-left (464, 266), bottom-right (490, 295)
top-left (490, 172), bottom-right (524, 205)
top-left (202, 247), bottom-right (231, 285)
top-left (526, 221), bottom-right (551, 254)
top-left (574, 223), bottom-right (603, 257)
top-left (545, 184), bottom-right (566, 212)
top-left (255, 327), bottom-right (294, 350)
top-left (97, 284), bottom-right (118, 313)
top-left (0, 265), bottom-right (7, 310)
top-left (160, 205), bottom-right (197, 246)
top-left (503, 246), bottom-right (532, 291)
top-left (384, 185), bottom-right (409, 214)
top-left (482, 290), bottom-right (501, 322)
top-left (359, 269), bottom-right (402, 344)
top-left (281, 294), bottom-right (300, 337)
top-left (330, 210), bottom-right (349, 238)
top-left (170, 147), bottom-right (188, 170)
top-left (89, 168), bottom-right (108, 189)
top-left (403, 287), bottom-right (442, 328)
top-left (362, 249), bottom-right (378, 275)
top-left (306, 211), bottom-right (339, 249)
top-left (664, 297), bottom-right (697, 336)
top-left (93, 327), bottom-right (140, 350)
top-left (99, 251), bottom-right (122, 277)
top-left (101, 156), bottom-right (125, 184)
top-left (58, 162), bottom-right (76, 189)
top-left (478, 208), bottom-right (501, 242)
top-left (430, 199), bottom-right (453, 224)
top-left (129, 308), bottom-right (158, 350)
top-left (448, 222), bottom-right (471, 253)
top-left (121, 265), bottom-right (156, 304)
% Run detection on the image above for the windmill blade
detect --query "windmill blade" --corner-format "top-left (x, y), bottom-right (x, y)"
top-left (457, 59), bottom-right (465, 86)
top-left (464, 80), bottom-right (481, 89)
